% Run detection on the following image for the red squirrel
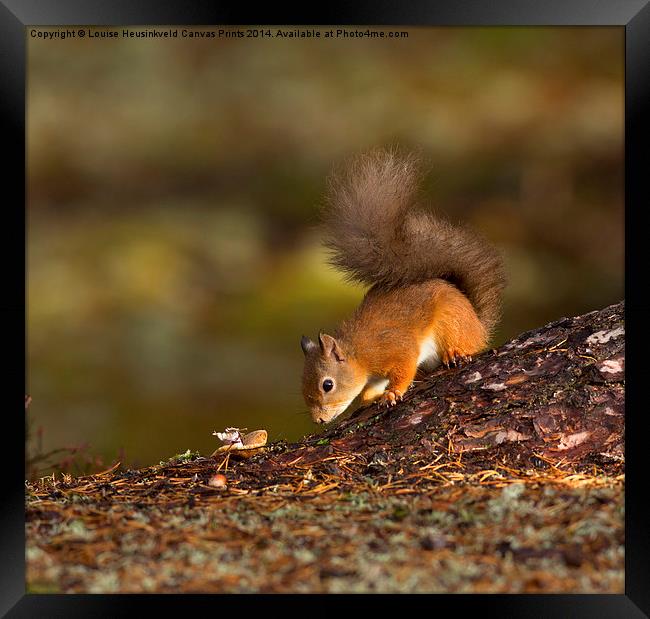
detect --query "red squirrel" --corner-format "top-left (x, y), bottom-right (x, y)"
top-left (300, 149), bottom-right (506, 424)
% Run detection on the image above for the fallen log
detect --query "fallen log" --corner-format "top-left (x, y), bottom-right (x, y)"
top-left (242, 300), bottom-right (624, 484)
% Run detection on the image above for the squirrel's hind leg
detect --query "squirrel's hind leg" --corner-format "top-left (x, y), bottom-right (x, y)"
top-left (431, 287), bottom-right (487, 367)
top-left (441, 348), bottom-right (474, 368)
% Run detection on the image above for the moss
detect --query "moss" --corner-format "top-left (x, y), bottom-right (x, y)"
top-left (159, 448), bottom-right (200, 466)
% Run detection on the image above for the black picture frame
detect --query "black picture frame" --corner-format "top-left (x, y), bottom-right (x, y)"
top-left (3, 1), bottom-right (648, 616)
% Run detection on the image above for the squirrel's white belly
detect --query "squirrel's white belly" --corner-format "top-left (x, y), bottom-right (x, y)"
top-left (417, 336), bottom-right (441, 370)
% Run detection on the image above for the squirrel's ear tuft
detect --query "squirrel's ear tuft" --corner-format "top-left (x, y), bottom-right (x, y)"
top-left (301, 335), bottom-right (317, 356)
top-left (318, 332), bottom-right (346, 362)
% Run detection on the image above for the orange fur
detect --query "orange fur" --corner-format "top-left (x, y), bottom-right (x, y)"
top-left (341, 280), bottom-right (486, 393)
top-left (301, 149), bottom-right (505, 424)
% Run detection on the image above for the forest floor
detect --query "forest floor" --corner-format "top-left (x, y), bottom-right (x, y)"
top-left (26, 450), bottom-right (624, 593)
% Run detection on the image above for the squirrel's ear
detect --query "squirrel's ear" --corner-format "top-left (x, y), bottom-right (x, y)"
top-left (318, 332), bottom-right (346, 362)
top-left (301, 335), bottom-right (317, 356)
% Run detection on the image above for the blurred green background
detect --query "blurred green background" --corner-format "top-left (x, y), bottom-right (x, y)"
top-left (27, 26), bottom-right (623, 470)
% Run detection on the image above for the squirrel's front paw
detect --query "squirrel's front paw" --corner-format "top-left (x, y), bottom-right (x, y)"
top-left (380, 389), bottom-right (403, 407)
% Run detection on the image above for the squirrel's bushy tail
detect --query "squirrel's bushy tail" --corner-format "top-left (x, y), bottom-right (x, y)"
top-left (322, 148), bottom-right (506, 336)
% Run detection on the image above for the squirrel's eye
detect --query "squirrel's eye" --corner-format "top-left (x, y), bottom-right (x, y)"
top-left (322, 379), bottom-right (334, 392)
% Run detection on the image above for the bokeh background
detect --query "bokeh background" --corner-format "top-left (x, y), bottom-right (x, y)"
top-left (27, 26), bottom-right (623, 470)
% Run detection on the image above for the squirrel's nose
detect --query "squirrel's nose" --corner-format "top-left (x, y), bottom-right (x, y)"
top-left (316, 417), bottom-right (325, 424)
